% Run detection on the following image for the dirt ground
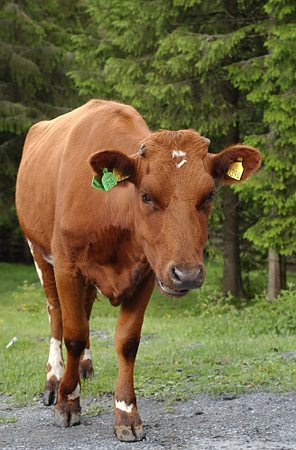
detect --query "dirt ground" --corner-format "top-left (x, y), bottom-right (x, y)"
top-left (1, 392), bottom-right (296, 450)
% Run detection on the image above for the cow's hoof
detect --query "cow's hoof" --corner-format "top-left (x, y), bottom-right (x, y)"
top-left (114, 424), bottom-right (145, 442)
top-left (54, 408), bottom-right (69, 427)
top-left (79, 359), bottom-right (94, 380)
top-left (43, 379), bottom-right (60, 406)
top-left (69, 410), bottom-right (81, 426)
top-left (54, 400), bottom-right (81, 427)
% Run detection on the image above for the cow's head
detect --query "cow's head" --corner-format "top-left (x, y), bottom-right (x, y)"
top-left (89, 130), bottom-right (261, 297)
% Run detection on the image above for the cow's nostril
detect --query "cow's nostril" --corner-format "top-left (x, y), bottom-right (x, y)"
top-left (170, 264), bottom-right (204, 290)
top-left (197, 265), bottom-right (204, 280)
top-left (171, 266), bottom-right (181, 283)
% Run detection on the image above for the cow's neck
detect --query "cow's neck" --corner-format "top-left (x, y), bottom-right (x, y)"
top-left (78, 185), bottom-right (152, 305)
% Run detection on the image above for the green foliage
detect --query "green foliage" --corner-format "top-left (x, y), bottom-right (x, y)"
top-left (70, 0), bottom-right (265, 137)
top-left (0, 0), bottom-right (85, 259)
top-left (228, 0), bottom-right (296, 254)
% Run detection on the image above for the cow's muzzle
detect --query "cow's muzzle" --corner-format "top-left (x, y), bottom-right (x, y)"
top-left (156, 264), bottom-right (204, 298)
top-left (156, 279), bottom-right (190, 298)
top-left (171, 264), bottom-right (204, 290)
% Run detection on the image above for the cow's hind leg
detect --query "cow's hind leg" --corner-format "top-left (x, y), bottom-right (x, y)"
top-left (27, 241), bottom-right (63, 406)
top-left (79, 284), bottom-right (96, 379)
top-left (53, 267), bottom-right (89, 427)
top-left (114, 273), bottom-right (154, 442)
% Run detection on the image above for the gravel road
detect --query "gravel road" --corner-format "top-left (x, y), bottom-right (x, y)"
top-left (1, 392), bottom-right (296, 449)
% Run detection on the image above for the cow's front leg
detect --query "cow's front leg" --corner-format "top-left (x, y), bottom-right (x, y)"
top-left (79, 284), bottom-right (96, 380)
top-left (114, 273), bottom-right (154, 442)
top-left (53, 269), bottom-right (88, 427)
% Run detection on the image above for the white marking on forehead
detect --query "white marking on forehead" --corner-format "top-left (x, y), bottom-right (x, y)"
top-left (82, 348), bottom-right (92, 361)
top-left (47, 338), bottom-right (64, 381)
top-left (172, 150), bottom-right (187, 169)
top-left (172, 150), bottom-right (186, 158)
top-left (27, 239), bottom-right (44, 286)
top-left (115, 400), bottom-right (134, 414)
top-left (176, 159), bottom-right (187, 169)
top-left (68, 383), bottom-right (80, 400)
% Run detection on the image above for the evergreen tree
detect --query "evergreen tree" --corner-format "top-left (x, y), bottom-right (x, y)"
top-left (228, 0), bottom-right (296, 298)
top-left (0, 1), bottom-right (84, 260)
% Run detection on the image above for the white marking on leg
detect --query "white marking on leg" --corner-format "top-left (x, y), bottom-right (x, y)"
top-left (43, 253), bottom-right (54, 266)
top-left (27, 239), bottom-right (44, 286)
top-left (34, 261), bottom-right (43, 285)
top-left (82, 348), bottom-right (92, 361)
top-left (68, 383), bottom-right (80, 401)
top-left (46, 299), bottom-right (53, 323)
top-left (47, 338), bottom-right (64, 381)
top-left (115, 400), bottom-right (134, 414)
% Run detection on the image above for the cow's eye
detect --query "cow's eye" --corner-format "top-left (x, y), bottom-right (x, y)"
top-left (141, 192), bottom-right (153, 204)
top-left (205, 190), bottom-right (215, 203)
top-left (197, 190), bottom-right (215, 210)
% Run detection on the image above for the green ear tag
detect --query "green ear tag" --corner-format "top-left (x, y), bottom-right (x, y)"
top-left (91, 175), bottom-right (105, 190)
top-left (101, 168), bottom-right (117, 191)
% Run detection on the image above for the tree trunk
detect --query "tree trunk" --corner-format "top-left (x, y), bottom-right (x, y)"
top-left (267, 249), bottom-right (286, 301)
top-left (267, 248), bottom-right (281, 301)
top-left (222, 187), bottom-right (245, 298)
top-left (221, 97), bottom-right (245, 298)
top-left (221, 0), bottom-right (245, 298)
top-left (280, 254), bottom-right (287, 290)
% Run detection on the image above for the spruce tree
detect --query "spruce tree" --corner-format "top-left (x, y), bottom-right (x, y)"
top-left (0, 1), bottom-right (84, 260)
top-left (228, 0), bottom-right (296, 299)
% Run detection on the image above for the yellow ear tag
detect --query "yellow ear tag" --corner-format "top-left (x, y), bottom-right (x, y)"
top-left (227, 157), bottom-right (244, 181)
top-left (113, 168), bottom-right (129, 182)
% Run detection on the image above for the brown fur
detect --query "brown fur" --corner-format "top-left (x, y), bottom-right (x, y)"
top-left (15, 99), bottom-right (261, 441)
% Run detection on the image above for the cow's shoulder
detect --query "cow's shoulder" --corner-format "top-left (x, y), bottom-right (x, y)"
top-left (82, 99), bottom-right (148, 132)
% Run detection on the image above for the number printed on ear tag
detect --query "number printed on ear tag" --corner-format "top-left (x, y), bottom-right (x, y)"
top-left (101, 168), bottom-right (117, 191)
top-left (227, 158), bottom-right (244, 181)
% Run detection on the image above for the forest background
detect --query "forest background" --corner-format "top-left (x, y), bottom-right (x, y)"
top-left (0, 0), bottom-right (295, 301)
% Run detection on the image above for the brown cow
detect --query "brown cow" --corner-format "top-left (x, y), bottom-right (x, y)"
top-left (16, 99), bottom-right (261, 441)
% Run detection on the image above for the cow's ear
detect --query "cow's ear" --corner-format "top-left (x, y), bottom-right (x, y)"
top-left (208, 144), bottom-right (262, 184)
top-left (88, 150), bottom-right (138, 186)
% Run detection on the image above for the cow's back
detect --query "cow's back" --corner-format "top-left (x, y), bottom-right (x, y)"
top-left (16, 100), bottom-right (150, 252)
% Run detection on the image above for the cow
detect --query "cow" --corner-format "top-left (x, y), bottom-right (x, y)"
top-left (15, 99), bottom-right (261, 441)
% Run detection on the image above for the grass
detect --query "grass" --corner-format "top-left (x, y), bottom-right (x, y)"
top-left (0, 262), bottom-right (296, 406)
top-left (0, 417), bottom-right (18, 424)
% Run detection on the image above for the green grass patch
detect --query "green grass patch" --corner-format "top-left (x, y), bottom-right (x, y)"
top-left (0, 416), bottom-right (18, 424)
top-left (85, 403), bottom-right (106, 416)
top-left (0, 262), bottom-right (296, 405)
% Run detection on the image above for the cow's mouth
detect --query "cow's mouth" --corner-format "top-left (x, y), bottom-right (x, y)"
top-left (156, 279), bottom-right (189, 298)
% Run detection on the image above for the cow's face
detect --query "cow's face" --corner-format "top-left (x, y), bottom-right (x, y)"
top-left (89, 130), bottom-right (261, 297)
